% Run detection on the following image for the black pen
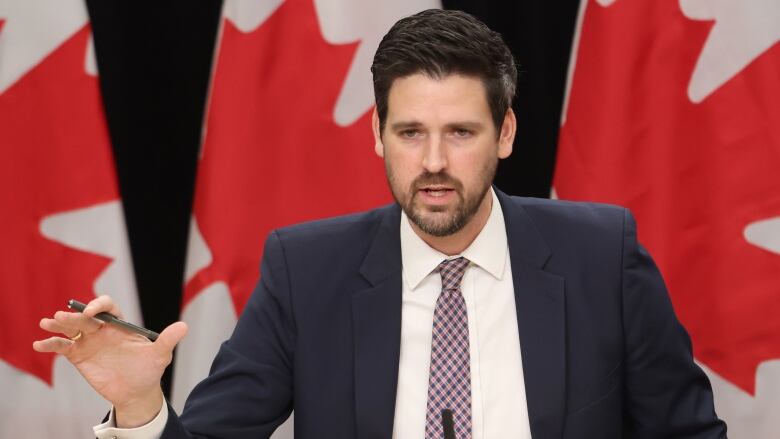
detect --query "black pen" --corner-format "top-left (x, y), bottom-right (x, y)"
top-left (67, 299), bottom-right (159, 341)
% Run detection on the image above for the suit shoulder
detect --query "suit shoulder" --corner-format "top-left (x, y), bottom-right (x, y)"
top-left (508, 196), bottom-right (628, 238)
top-left (513, 196), bottom-right (626, 220)
top-left (271, 203), bottom-right (397, 251)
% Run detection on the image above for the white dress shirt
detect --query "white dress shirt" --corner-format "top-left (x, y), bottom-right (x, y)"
top-left (95, 189), bottom-right (531, 439)
top-left (94, 401), bottom-right (167, 439)
top-left (392, 189), bottom-right (531, 439)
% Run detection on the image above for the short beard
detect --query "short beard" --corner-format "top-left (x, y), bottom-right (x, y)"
top-left (386, 159), bottom-right (497, 237)
top-left (408, 184), bottom-right (470, 237)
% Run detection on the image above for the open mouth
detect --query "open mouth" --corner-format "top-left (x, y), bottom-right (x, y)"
top-left (418, 186), bottom-right (455, 200)
top-left (423, 188), bottom-right (451, 196)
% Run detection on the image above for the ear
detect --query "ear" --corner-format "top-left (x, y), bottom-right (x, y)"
top-left (372, 108), bottom-right (384, 158)
top-left (497, 108), bottom-right (516, 159)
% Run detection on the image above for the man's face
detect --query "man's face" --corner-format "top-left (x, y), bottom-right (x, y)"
top-left (373, 73), bottom-right (514, 237)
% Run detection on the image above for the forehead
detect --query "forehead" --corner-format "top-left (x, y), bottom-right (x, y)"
top-left (385, 73), bottom-right (492, 123)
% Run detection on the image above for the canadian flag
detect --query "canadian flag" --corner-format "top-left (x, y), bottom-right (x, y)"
top-left (0, 1), bottom-right (141, 438)
top-left (171, 0), bottom-right (439, 436)
top-left (556, 0), bottom-right (780, 436)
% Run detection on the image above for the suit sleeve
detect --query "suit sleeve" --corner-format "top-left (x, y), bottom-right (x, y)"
top-left (621, 209), bottom-right (727, 438)
top-left (161, 230), bottom-right (296, 439)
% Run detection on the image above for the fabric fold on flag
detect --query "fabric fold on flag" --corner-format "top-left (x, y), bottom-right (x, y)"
top-left (556, 0), bottom-right (780, 436)
top-left (0, 1), bottom-right (142, 437)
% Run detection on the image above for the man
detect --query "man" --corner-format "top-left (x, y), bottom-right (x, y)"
top-left (34, 9), bottom-right (727, 439)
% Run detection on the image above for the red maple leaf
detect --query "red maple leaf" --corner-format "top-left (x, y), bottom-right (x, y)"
top-left (184, 0), bottom-right (391, 313)
top-left (556, 0), bottom-right (780, 394)
top-left (0, 26), bottom-right (119, 384)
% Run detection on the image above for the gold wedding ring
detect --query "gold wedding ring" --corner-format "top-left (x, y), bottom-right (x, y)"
top-left (68, 331), bottom-right (83, 341)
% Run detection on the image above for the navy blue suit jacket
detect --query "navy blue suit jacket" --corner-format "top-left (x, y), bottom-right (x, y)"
top-left (161, 190), bottom-right (727, 438)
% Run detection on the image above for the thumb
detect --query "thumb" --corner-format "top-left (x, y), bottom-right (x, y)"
top-left (154, 321), bottom-right (188, 353)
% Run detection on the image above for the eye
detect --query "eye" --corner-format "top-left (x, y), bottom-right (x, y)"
top-left (453, 128), bottom-right (472, 138)
top-left (400, 129), bottom-right (420, 139)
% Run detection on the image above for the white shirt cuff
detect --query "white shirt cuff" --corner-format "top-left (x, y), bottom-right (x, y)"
top-left (93, 399), bottom-right (168, 439)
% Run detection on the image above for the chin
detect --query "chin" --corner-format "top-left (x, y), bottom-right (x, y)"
top-left (412, 212), bottom-right (463, 236)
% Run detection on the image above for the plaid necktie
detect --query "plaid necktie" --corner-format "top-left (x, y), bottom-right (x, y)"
top-left (425, 257), bottom-right (472, 439)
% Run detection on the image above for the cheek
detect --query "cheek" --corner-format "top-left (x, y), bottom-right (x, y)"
top-left (388, 166), bottom-right (414, 189)
top-left (384, 153), bottom-right (412, 187)
top-left (450, 149), bottom-right (486, 174)
top-left (386, 148), bottom-right (420, 175)
top-left (450, 150), bottom-right (497, 187)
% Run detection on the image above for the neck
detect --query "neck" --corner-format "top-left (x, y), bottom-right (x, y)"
top-left (410, 190), bottom-right (493, 256)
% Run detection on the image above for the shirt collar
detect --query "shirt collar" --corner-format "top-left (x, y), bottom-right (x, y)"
top-left (400, 188), bottom-right (508, 290)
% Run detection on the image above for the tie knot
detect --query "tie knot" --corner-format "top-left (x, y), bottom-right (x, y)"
top-left (438, 257), bottom-right (470, 291)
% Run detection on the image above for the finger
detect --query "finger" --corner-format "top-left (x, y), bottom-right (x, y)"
top-left (54, 310), bottom-right (103, 336)
top-left (154, 321), bottom-right (188, 354)
top-left (83, 295), bottom-right (124, 319)
top-left (40, 318), bottom-right (81, 338)
top-left (32, 336), bottom-right (74, 355)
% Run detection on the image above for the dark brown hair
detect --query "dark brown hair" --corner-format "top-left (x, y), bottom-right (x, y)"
top-left (371, 9), bottom-right (517, 134)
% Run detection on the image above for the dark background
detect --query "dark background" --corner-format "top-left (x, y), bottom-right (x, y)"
top-left (84, 0), bottom-right (580, 394)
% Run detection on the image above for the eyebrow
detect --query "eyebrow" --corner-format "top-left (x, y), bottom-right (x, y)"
top-left (388, 120), bottom-right (486, 131)
top-left (389, 121), bottom-right (424, 131)
top-left (444, 121), bottom-right (485, 131)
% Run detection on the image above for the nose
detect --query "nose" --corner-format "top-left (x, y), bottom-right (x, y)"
top-left (421, 135), bottom-right (447, 173)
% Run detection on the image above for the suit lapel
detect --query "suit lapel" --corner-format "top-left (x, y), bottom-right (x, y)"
top-left (498, 190), bottom-right (566, 439)
top-left (353, 205), bottom-right (403, 439)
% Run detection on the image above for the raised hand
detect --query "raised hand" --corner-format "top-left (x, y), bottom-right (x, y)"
top-left (33, 295), bottom-right (188, 427)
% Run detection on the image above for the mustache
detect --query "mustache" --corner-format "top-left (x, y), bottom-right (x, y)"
top-left (410, 172), bottom-right (463, 192)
